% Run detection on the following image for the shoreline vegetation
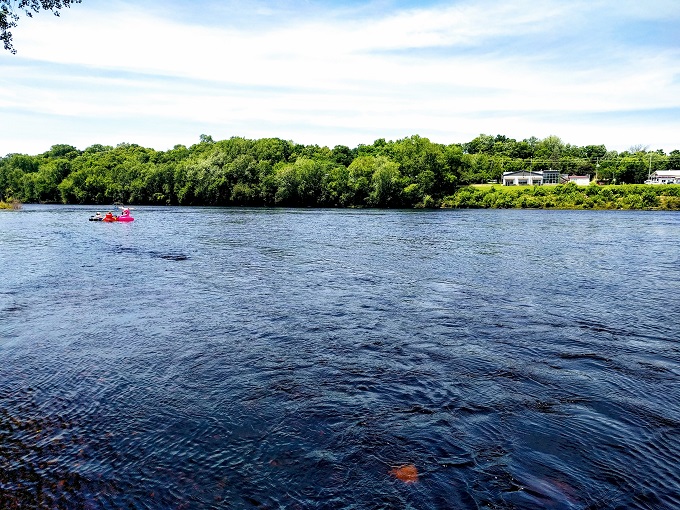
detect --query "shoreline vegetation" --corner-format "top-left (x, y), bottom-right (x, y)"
top-left (443, 183), bottom-right (680, 210)
top-left (0, 198), bottom-right (21, 210)
top-left (2, 134), bottom-right (679, 210)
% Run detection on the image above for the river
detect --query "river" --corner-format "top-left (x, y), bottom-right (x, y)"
top-left (1, 205), bottom-right (679, 509)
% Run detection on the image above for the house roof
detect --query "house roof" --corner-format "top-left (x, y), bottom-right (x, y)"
top-left (502, 171), bottom-right (543, 177)
top-left (651, 170), bottom-right (680, 177)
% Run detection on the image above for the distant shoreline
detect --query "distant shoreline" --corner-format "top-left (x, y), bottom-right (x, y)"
top-left (2, 136), bottom-right (680, 210)
top-left (5, 183), bottom-right (680, 212)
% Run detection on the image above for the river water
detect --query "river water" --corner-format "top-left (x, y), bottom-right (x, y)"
top-left (1, 205), bottom-right (679, 509)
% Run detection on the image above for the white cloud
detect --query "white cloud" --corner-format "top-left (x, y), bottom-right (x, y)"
top-left (1, 0), bottom-right (679, 154)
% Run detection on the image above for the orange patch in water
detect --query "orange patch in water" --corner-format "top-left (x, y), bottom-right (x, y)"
top-left (390, 464), bottom-right (419, 483)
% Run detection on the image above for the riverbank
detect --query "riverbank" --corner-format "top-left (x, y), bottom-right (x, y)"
top-left (441, 183), bottom-right (680, 210)
top-left (0, 199), bottom-right (21, 210)
top-left (4, 184), bottom-right (680, 211)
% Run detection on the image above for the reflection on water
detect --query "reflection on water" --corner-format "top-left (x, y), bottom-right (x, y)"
top-left (1, 206), bottom-right (679, 509)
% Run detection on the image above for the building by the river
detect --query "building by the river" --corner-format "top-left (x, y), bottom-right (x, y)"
top-left (644, 170), bottom-right (680, 184)
top-left (502, 170), bottom-right (590, 186)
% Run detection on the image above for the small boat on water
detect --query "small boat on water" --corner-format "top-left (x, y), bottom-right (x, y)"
top-left (94, 208), bottom-right (135, 222)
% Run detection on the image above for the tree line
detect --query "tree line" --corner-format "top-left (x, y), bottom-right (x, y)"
top-left (1, 134), bottom-right (680, 208)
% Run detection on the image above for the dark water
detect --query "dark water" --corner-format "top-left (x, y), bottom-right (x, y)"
top-left (1, 205), bottom-right (679, 509)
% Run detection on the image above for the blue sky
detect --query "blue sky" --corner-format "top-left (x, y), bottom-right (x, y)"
top-left (1, 0), bottom-right (679, 156)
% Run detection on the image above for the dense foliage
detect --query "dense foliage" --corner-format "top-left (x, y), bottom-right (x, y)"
top-left (1, 135), bottom-right (679, 209)
top-left (442, 183), bottom-right (680, 210)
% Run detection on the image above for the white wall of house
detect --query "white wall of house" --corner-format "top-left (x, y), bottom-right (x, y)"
top-left (502, 172), bottom-right (543, 186)
top-left (568, 175), bottom-right (591, 186)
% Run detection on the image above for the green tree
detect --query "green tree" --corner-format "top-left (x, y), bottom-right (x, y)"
top-left (225, 154), bottom-right (260, 205)
top-left (388, 135), bottom-right (447, 200)
top-left (331, 145), bottom-right (355, 167)
top-left (369, 157), bottom-right (402, 207)
top-left (463, 134), bottom-right (495, 155)
top-left (439, 144), bottom-right (463, 194)
top-left (2, 0), bottom-right (81, 54)
top-left (668, 150), bottom-right (680, 169)
top-left (460, 153), bottom-right (494, 184)
top-left (0, 153), bottom-right (38, 200)
top-left (41, 143), bottom-right (80, 160)
top-left (58, 167), bottom-right (115, 204)
top-left (534, 135), bottom-right (564, 169)
top-left (616, 151), bottom-right (652, 184)
top-left (253, 138), bottom-right (294, 165)
top-left (347, 156), bottom-right (376, 206)
top-left (28, 158), bottom-right (70, 202)
top-left (273, 157), bottom-right (327, 206)
top-left (321, 165), bottom-right (351, 206)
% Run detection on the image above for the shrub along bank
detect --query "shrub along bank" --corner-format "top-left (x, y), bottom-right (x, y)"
top-left (442, 183), bottom-right (680, 210)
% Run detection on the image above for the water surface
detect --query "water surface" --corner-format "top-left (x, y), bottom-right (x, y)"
top-left (1, 206), bottom-right (679, 509)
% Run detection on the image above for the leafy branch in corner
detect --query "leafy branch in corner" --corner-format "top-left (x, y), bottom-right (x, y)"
top-left (1, 0), bottom-right (81, 54)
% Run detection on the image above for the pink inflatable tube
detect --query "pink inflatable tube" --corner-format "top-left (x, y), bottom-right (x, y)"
top-left (117, 208), bottom-right (134, 222)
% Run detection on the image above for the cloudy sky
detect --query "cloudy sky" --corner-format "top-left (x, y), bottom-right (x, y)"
top-left (1, 0), bottom-right (679, 156)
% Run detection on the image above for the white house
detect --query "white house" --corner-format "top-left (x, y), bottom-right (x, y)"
top-left (567, 175), bottom-right (591, 186)
top-left (502, 171), bottom-right (544, 186)
top-left (644, 170), bottom-right (680, 184)
top-left (501, 169), bottom-right (568, 186)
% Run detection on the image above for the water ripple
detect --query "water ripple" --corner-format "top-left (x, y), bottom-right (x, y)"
top-left (1, 206), bottom-right (679, 508)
